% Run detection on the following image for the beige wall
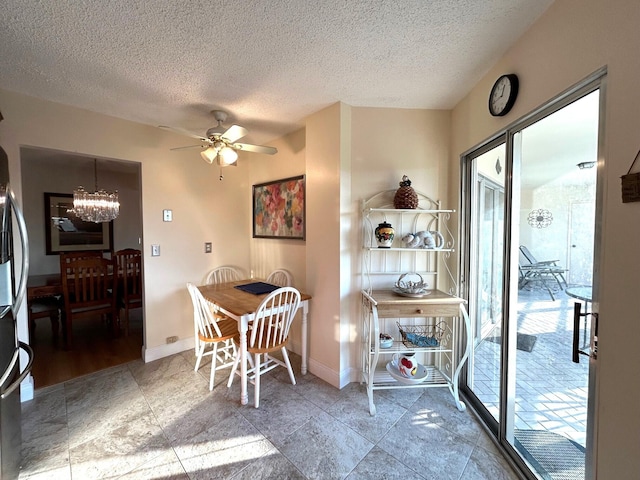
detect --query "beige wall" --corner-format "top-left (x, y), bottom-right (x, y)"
top-left (304, 103), bottom-right (344, 385)
top-left (450, 0), bottom-right (640, 478)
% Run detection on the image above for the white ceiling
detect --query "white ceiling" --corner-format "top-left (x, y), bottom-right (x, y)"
top-left (0, 0), bottom-right (554, 146)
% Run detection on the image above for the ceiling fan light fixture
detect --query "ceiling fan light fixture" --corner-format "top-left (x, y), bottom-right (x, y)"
top-left (200, 147), bottom-right (217, 164)
top-left (218, 146), bottom-right (238, 166)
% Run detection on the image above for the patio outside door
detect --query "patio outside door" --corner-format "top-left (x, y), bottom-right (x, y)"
top-left (460, 79), bottom-right (603, 480)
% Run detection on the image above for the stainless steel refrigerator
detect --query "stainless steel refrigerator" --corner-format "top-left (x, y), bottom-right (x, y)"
top-left (0, 143), bottom-right (34, 479)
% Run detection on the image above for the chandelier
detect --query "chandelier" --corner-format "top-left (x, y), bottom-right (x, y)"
top-left (73, 159), bottom-right (119, 223)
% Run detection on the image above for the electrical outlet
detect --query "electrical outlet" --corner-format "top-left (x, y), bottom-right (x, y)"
top-left (151, 244), bottom-right (160, 256)
top-left (166, 336), bottom-right (178, 344)
top-left (205, 242), bottom-right (212, 253)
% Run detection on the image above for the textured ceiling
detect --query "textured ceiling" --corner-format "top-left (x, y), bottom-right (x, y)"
top-left (0, 0), bottom-right (554, 145)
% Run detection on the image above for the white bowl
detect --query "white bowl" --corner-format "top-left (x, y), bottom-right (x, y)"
top-left (380, 333), bottom-right (393, 348)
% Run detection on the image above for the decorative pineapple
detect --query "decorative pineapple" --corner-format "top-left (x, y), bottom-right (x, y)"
top-left (393, 175), bottom-right (418, 209)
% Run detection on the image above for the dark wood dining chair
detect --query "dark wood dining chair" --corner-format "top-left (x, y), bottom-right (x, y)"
top-left (60, 256), bottom-right (118, 349)
top-left (114, 248), bottom-right (141, 271)
top-left (27, 296), bottom-right (61, 344)
top-left (114, 249), bottom-right (142, 336)
top-left (59, 250), bottom-right (104, 277)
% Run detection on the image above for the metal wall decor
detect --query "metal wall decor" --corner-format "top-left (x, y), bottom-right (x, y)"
top-left (527, 209), bottom-right (553, 228)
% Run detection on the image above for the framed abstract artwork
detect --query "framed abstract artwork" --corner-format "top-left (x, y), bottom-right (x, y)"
top-left (44, 192), bottom-right (113, 255)
top-left (252, 175), bottom-right (305, 240)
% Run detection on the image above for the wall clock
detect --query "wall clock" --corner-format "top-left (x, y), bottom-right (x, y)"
top-left (489, 74), bottom-right (519, 117)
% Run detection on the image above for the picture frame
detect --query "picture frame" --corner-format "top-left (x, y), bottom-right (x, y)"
top-left (44, 192), bottom-right (113, 255)
top-left (252, 175), bottom-right (305, 240)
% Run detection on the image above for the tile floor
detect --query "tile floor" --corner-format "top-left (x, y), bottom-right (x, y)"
top-left (20, 349), bottom-right (520, 479)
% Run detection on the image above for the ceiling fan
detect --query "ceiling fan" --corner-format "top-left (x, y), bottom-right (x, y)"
top-left (161, 110), bottom-right (277, 175)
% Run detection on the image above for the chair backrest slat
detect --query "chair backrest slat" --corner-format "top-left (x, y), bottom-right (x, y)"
top-left (187, 283), bottom-right (225, 339)
top-left (249, 287), bottom-right (301, 350)
top-left (204, 266), bottom-right (242, 285)
top-left (120, 252), bottom-right (142, 297)
top-left (62, 256), bottom-right (114, 307)
top-left (266, 269), bottom-right (293, 287)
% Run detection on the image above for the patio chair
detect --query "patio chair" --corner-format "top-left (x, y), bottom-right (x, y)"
top-left (518, 245), bottom-right (568, 300)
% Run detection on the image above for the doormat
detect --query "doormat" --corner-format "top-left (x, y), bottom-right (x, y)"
top-left (514, 429), bottom-right (585, 480)
top-left (486, 333), bottom-right (537, 352)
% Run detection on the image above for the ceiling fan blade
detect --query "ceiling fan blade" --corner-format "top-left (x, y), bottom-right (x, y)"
top-left (233, 143), bottom-right (278, 155)
top-left (170, 144), bottom-right (205, 151)
top-left (222, 124), bottom-right (248, 143)
top-left (159, 125), bottom-right (207, 141)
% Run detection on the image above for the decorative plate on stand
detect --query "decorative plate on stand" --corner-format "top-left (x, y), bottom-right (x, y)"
top-left (392, 288), bottom-right (431, 298)
top-left (386, 362), bottom-right (430, 384)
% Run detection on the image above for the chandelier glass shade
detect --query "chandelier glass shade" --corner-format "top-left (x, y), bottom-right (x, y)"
top-left (73, 159), bottom-right (120, 223)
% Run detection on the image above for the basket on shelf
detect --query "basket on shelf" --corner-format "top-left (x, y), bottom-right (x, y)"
top-left (397, 321), bottom-right (444, 348)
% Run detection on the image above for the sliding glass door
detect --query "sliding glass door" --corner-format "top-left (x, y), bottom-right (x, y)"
top-left (461, 75), bottom-right (604, 480)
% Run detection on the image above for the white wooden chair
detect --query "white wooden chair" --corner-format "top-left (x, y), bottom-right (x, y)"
top-left (203, 266), bottom-right (243, 285)
top-left (187, 283), bottom-right (238, 390)
top-left (227, 286), bottom-right (301, 408)
top-left (266, 269), bottom-right (293, 287)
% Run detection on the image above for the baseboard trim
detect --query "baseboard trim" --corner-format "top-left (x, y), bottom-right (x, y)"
top-left (143, 337), bottom-right (193, 363)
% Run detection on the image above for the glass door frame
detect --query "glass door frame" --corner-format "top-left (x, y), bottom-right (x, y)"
top-left (458, 68), bottom-right (607, 479)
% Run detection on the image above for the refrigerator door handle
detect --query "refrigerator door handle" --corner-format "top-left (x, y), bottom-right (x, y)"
top-left (0, 342), bottom-right (33, 399)
top-left (7, 187), bottom-right (29, 315)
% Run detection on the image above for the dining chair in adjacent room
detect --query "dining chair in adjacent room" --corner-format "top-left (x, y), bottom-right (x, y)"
top-left (227, 286), bottom-right (301, 408)
top-left (114, 248), bottom-right (141, 271)
top-left (61, 256), bottom-right (118, 349)
top-left (186, 283), bottom-right (238, 390)
top-left (266, 269), bottom-right (293, 287)
top-left (114, 249), bottom-right (143, 336)
top-left (59, 250), bottom-right (104, 275)
top-left (27, 296), bottom-right (61, 344)
top-left (203, 266), bottom-right (243, 285)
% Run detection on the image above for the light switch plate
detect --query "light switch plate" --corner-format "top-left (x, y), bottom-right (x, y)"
top-left (163, 209), bottom-right (172, 222)
top-left (151, 244), bottom-right (160, 256)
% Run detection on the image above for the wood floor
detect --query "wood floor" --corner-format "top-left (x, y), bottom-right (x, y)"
top-left (29, 309), bottom-right (143, 390)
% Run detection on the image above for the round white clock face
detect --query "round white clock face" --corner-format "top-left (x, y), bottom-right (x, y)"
top-left (489, 74), bottom-right (518, 116)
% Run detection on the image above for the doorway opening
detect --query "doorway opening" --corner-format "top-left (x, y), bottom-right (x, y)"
top-left (20, 147), bottom-right (144, 389)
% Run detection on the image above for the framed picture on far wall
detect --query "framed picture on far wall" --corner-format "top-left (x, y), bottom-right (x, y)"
top-left (252, 175), bottom-right (305, 240)
top-left (44, 192), bottom-right (113, 255)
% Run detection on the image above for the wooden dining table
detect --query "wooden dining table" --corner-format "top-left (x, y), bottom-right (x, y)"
top-left (198, 279), bottom-right (312, 406)
top-left (27, 274), bottom-right (64, 299)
